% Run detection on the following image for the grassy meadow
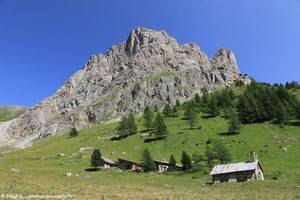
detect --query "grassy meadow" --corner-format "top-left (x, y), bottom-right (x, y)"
top-left (0, 106), bottom-right (26, 122)
top-left (0, 107), bottom-right (299, 199)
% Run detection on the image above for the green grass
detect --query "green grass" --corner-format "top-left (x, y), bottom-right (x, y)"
top-left (0, 108), bottom-right (299, 199)
top-left (0, 106), bottom-right (26, 122)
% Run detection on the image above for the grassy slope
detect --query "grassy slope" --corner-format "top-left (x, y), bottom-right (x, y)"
top-left (0, 106), bottom-right (26, 122)
top-left (0, 107), bottom-right (299, 199)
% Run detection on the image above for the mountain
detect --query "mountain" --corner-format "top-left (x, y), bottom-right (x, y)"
top-left (0, 27), bottom-right (250, 147)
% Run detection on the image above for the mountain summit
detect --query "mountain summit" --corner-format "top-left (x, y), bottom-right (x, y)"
top-left (0, 27), bottom-right (250, 147)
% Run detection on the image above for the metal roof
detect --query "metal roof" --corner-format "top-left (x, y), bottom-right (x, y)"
top-left (210, 161), bottom-right (260, 175)
top-left (154, 160), bottom-right (183, 168)
top-left (102, 157), bottom-right (115, 165)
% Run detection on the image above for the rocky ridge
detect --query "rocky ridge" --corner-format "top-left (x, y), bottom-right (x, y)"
top-left (0, 27), bottom-right (250, 147)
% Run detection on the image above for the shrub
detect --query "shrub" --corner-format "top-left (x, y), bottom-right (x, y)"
top-left (69, 127), bottom-right (79, 138)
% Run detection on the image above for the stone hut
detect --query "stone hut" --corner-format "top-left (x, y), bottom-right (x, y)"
top-left (210, 152), bottom-right (264, 183)
top-left (154, 160), bottom-right (183, 173)
top-left (102, 157), bottom-right (116, 168)
top-left (118, 158), bottom-right (143, 171)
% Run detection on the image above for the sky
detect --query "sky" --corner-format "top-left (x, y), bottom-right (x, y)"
top-left (0, 0), bottom-right (300, 106)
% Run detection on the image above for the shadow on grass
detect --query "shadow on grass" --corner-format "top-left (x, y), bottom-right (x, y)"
top-left (218, 132), bottom-right (239, 136)
top-left (286, 121), bottom-right (300, 127)
top-left (85, 168), bottom-right (101, 172)
top-left (111, 134), bottom-right (129, 141)
top-left (144, 136), bottom-right (167, 143)
top-left (201, 115), bottom-right (217, 119)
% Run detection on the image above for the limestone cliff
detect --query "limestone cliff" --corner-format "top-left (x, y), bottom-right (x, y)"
top-left (1, 27), bottom-right (250, 147)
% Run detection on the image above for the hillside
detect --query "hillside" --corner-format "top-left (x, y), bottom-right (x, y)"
top-left (1, 27), bottom-right (250, 148)
top-left (0, 98), bottom-right (299, 199)
top-left (0, 106), bottom-right (26, 122)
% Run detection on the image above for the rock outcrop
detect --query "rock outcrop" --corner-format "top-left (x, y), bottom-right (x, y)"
top-left (1, 27), bottom-right (250, 147)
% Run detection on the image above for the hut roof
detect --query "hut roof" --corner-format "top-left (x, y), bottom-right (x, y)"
top-left (210, 160), bottom-right (263, 175)
top-left (118, 158), bottom-right (142, 166)
top-left (102, 156), bottom-right (115, 165)
top-left (154, 160), bottom-right (183, 168)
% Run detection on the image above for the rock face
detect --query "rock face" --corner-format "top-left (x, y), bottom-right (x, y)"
top-left (1, 27), bottom-right (250, 146)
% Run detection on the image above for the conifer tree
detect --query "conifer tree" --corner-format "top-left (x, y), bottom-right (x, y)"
top-left (154, 105), bottom-right (159, 112)
top-left (238, 92), bottom-right (259, 124)
top-left (187, 110), bottom-right (200, 129)
top-left (141, 148), bottom-right (155, 171)
top-left (154, 112), bottom-right (168, 138)
top-left (204, 144), bottom-right (214, 166)
top-left (208, 94), bottom-right (220, 117)
top-left (181, 151), bottom-right (192, 171)
top-left (163, 104), bottom-right (174, 117)
top-left (169, 154), bottom-right (177, 170)
top-left (213, 142), bottom-right (232, 164)
top-left (69, 127), bottom-right (79, 138)
top-left (172, 106), bottom-right (178, 117)
top-left (117, 113), bottom-right (137, 137)
top-left (184, 102), bottom-right (194, 119)
top-left (90, 149), bottom-right (102, 170)
top-left (195, 93), bottom-right (201, 104)
top-left (191, 152), bottom-right (204, 172)
top-left (128, 113), bottom-right (137, 135)
top-left (200, 92), bottom-right (209, 112)
top-left (176, 100), bottom-right (181, 107)
top-left (274, 102), bottom-right (288, 125)
top-left (117, 116), bottom-right (129, 136)
top-left (297, 103), bottom-right (300, 120)
top-left (228, 109), bottom-right (241, 135)
top-left (143, 106), bottom-right (153, 131)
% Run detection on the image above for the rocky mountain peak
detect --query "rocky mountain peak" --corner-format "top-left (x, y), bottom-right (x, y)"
top-left (125, 27), bottom-right (173, 57)
top-left (0, 27), bottom-right (251, 148)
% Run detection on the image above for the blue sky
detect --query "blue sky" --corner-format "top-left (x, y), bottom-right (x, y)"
top-left (0, 0), bottom-right (300, 106)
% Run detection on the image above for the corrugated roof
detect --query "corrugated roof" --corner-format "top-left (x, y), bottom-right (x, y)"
top-left (102, 157), bottom-right (115, 165)
top-left (154, 160), bottom-right (183, 168)
top-left (210, 161), bottom-right (259, 175)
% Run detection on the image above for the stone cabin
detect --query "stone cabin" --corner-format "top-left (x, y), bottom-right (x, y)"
top-left (102, 157), bottom-right (116, 168)
top-left (154, 160), bottom-right (183, 173)
top-left (118, 158), bottom-right (143, 171)
top-left (210, 152), bottom-right (264, 183)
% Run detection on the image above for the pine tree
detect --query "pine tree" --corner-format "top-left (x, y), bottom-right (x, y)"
top-left (181, 151), bottom-right (192, 171)
top-left (200, 92), bottom-right (209, 112)
top-left (172, 106), bottom-right (178, 117)
top-left (163, 104), bottom-right (174, 117)
top-left (208, 94), bottom-right (220, 117)
top-left (238, 92), bottom-right (259, 124)
top-left (176, 100), bottom-right (181, 107)
top-left (117, 116), bottom-right (129, 136)
top-left (274, 102), bottom-right (288, 125)
top-left (297, 102), bottom-right (300, 120)
top-left (117, 114), bottom-right (137, 137)
top-left (154, 112), bottom-right (168, 138)
top-left (128, 113), bottom-right (137, 135)
top-left (69, 127), bottom-right (79, 138)
top-left (143, 106), bottom-right (153, 131)
top-left (90, 149), bottom-right (102, 170)
top-left (141, 148), bottom-right (155, 171)
top-left (169, 154), bottom-right (177, 171)
top-left (204, 144), bottom-right (214, 166)
top-left (213, 142), bottom-right (232, 164)
top-left (187, 110), bottom-right (200, 129)
top-left (184, 102), bottom-right (194, 120)
top-left (191, 152), bottom-right (204, 172)
top-left (154, 105), bottom-right (159, 112)
top-left (195, 93), bottom-right (201, 104)
top-left (228, 109), bottom-right (241, 135)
